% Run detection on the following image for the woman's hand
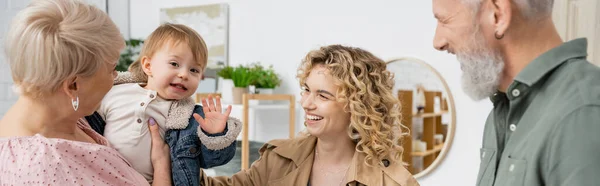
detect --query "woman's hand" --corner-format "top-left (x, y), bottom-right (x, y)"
top-left (195, 96), bottom-right (232, 134)
top-left (148, 118), bottom-right (171, 186)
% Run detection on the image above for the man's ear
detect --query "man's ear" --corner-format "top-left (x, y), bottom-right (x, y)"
top-left (62, 76), bottom-right (79, 100)
top-left (141, 56), bottom-right (152, 77)
top-left (491, 0), bottom-right (512, 38)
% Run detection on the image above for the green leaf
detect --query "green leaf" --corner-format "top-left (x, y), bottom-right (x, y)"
top-left (116, 38), bottom-right (144, 72)
top-left (217, 66), bottom-right (234, 79)
top-left (254, 64), bottom-right (280, 88)
top-left (231, 64), bottom-right (262, 87)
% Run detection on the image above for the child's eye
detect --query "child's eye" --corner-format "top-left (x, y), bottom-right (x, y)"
top-left (190, 68), bottom-right (200, 73)
top-left (169, 62), bottom-right (179, 67)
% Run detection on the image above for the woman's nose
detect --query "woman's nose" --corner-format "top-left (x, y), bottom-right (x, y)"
top-left (301, 95), bottom-right (316, 110)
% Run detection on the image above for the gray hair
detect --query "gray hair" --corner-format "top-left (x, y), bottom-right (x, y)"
top-left (463, 0), bottom-right (554, 20)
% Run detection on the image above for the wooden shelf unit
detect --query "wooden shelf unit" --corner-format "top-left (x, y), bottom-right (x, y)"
top-left (195, 93), bottom-right (296, 171)
top-left (412, 144), bottom-right (444, 157)
top-left (413, 111), bottom-right (448, 118)
top-left (399, 90), bottom-right (448, 174)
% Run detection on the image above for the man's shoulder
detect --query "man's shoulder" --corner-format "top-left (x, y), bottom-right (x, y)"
top-left (565, 60), bottom-right (600, 103)
top-left (547, 59), bottom-right (600, 105)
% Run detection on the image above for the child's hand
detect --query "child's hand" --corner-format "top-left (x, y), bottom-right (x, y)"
top-left (194, 95), bottom-right (232, 134)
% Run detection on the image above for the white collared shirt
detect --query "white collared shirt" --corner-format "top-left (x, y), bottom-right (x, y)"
top-left (98, 83), bottom-right (172, 182)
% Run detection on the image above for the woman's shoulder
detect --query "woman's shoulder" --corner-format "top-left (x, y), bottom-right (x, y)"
top-left (263, 134), bottom-right (316, 150)
top-left (0, 134), bottom-right (120, 160)
top-left (381, 160), bottom-right (420, 186)
top-left (258, 135), bottom-right (317, 162)
top-left (0, 135), bottom-right (148, 185)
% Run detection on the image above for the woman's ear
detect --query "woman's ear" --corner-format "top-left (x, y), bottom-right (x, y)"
top-left (62, 76), bottom-right (79, 101)
top-left (141, 56), bottom-right (152, 77)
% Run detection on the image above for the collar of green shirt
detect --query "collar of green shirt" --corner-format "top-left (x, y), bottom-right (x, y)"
top-left (514, 38), bottom-right (588, 86)
top-left (490, 38), bottom-right (589, 103)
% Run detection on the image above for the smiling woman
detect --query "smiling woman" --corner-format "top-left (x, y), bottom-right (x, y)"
top-left (199, 45), bottom-right (420, 186)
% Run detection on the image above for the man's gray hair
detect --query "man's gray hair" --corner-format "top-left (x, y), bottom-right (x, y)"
top-left (463, 0), bottom-right (554, 20)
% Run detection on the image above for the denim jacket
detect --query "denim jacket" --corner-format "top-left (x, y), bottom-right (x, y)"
top-left (86, 105), bottom-right (239, 186)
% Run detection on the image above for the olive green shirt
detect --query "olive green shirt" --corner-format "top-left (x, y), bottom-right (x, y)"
top-left (476, 38), bottom-right (600, 186)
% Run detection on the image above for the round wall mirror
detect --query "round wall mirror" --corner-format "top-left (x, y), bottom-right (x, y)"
top-left (387, 57), bottom-right (456, 178)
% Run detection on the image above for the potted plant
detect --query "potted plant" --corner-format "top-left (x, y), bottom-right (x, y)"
top-left (255, 65), bottom-right (281, 94)
top-left (217, 66), bottom-right (234, 103)
top-left (247, 63), bottom-right (281, 104)
top-left (230, 65), bottom-right (259, 104)
top-left (117, 39), bottom-right (144, 72)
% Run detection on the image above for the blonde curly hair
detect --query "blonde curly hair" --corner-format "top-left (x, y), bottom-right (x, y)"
top-left (297, 45), bottom-right (408, 167)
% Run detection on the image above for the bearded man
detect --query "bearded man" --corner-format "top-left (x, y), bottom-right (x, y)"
top-left (432, 0), bottom-right (600, 185)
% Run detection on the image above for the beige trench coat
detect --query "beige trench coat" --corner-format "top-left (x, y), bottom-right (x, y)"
top-left (200, 135), bottom-right (420, 186)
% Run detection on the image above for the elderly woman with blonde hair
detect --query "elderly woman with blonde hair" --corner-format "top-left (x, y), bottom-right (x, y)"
top-left (0, 0), bottom-right (171, 185)
top-left (198, 45), bottom-right (419, 186)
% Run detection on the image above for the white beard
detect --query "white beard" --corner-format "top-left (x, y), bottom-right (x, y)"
top-left (457, 31), bottom-right (505, 101)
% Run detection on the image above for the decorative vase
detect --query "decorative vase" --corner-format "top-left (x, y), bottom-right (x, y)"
top-left (232, 87), bottom-right (248, 104)
top-left (256, 88), bottom-right (274, 94)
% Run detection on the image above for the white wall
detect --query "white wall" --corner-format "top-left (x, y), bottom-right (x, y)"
top-left (107, 0), bottom-right (130, 39)
top-left (0, 0), bottom-right (28, 117)
top-left (129, 0), bottom-right (492, 185)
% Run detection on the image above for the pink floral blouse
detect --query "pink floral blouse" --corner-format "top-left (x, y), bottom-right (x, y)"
top-left (0, 119), bottom-right (149, 185)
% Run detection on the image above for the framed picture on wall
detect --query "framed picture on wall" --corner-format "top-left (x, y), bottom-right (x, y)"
top-left (159, 3), bottom-right (230, 68)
